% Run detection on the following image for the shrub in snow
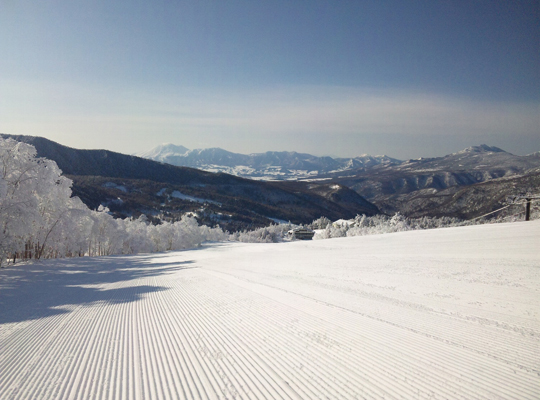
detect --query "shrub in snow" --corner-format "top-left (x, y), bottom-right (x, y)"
top-left (231, 223), bottom-right (294, 243)
top-left (389, 212), bottom-right (410, 231)
top-left (310, 216), bottom-right (332, 230)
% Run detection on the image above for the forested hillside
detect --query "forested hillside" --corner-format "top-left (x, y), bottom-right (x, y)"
top-left (0, 134), bottom-right (379, 230)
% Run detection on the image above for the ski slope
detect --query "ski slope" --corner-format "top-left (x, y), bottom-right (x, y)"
top-left (1, 221), bottom-right (539, 399)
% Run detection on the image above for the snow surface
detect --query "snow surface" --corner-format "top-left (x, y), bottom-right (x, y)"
top-left (167, 190), bottom-right (221, 206)
top-left (103, 182), bottom-right (128, 192)
top-left (1, 221), bottom-right (539, 399)
top-left (333, 218), bottom-right (355, 227)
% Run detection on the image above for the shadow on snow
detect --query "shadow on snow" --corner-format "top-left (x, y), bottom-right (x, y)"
top-left (0, 253), bottom-right (195, 324)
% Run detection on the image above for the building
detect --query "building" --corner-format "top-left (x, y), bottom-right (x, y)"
top-left (288, 228), bottom-right (315, 240)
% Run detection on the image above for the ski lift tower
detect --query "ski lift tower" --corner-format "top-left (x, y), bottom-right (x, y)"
top-left (507, 194), bottom-right (540, 221)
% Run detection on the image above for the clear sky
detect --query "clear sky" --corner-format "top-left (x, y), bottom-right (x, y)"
top-left (1, 0), bottom-right (538, 159)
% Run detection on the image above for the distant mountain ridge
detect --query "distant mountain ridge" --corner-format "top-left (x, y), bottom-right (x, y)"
top-left (331, 144), bottom-right (540, 216)
top-left (137, 143), bottom-right (540, 219)
top-left (3, 133), bottom-right (538, 223)
top-left (136, 144), bottom-right (401, 180)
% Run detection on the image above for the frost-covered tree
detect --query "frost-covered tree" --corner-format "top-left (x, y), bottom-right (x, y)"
top-left (310, 216), bottom-right (331, 229)
top-left (0, 139), bottom-right (86, 263)
top-left (120, 215), bottom-right (153, 254)
top-left (88, 206), bottom-right (124, 256)
top-left (231, 222), bottom-right (294, 243)
top-left (389, 212), bottom-right (410, 232)
top-left (0, 139), bottom-right (40, 262)
top-left (0, 138), bottom-right (228, 267)
top-left (311, 213), bottom-right (472, 240)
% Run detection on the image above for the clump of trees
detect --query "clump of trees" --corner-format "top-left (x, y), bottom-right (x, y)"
top-left (312, 213), bottom-right (466, 239)
top-left (0, 138), bottom-right (226, 267)
top-left (233, 210), bottom-right (535, 244)
top-left (230, 223), bottom-right (295, 243)
top-left (310, 209), bottom-right (538, 240)
top-left (229, 214), bottom-right (469, 244)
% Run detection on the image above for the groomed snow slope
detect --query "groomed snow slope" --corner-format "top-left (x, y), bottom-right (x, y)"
top-left (1, 221), bottom-right (539, 399)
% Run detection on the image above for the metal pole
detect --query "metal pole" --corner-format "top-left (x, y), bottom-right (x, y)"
top-left (525, 198), bottom-right (531, 221)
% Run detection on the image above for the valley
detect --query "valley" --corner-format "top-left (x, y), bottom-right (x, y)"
top-left (2, 134), bottom-right (539, 228)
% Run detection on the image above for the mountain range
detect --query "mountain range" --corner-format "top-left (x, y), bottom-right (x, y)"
top-left (2, 134), bottom-right (539, 225)
top-left (331, 144), bottom-right (540, 216)
top-left (139, 143), bottom-right (540, 219)
top-left (136, 144), bottom-right (401, 180)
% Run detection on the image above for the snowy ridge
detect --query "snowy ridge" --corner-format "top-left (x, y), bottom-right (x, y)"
top-left (1, 221), bottom-right (539, 399)
top-left (453, 144), bottom-right (506, 154)
top-left (137, 143), bottom-right (189, 160)
top-left (136, 144), bottom-right (401, 180)
top-left (335, 144), bottom-right (540, 216)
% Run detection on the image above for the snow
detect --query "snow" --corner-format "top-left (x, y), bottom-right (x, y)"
top-left (157, 188), bottom-right (222, 206)
top-left (102, 182), bottom-right (128, 192)
top-left (170, 190), bottom-right (221, 206)
top-left (333, 218), bottom-right (354, 227)
top-left (299, 177), bottom-right (333, 182)
top-left (268, 217), bottom-right (289, 225)
top-left (1, 221), bottom-right (539, 399)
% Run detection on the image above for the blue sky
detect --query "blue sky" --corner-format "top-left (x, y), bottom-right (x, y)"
top-left (1, 1), bottom-right (538, 159)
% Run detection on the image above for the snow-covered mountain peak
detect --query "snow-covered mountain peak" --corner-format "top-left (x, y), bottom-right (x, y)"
top-left (457, 144), bottom-right (506, 154)
top-left (136, 143), bottom-right (189, 159)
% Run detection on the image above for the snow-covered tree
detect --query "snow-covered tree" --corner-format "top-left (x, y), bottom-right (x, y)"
top-left (0, 139), bottom-right (85, 263)
top-left (310, 216), bottom-right (331, 229)
top-left (120, 215), bottom-right (153, 254)
top-left (0, 138), bottom-right (228, 267)
top-left (231, 222), bottom-right (293, 243)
